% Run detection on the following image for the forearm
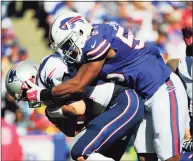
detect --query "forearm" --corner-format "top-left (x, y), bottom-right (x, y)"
top-left (40, 61), bottom-right (104, 104)
top-left (52, 78), bottom-right (83, 96)
top-left (40, 79), bottom-right (84, 106)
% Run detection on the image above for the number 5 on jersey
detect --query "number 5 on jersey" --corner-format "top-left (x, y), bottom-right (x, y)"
top-left (116, 26), bottom-right (145, 49)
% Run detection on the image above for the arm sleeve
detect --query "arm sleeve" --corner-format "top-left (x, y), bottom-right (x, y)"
top-left (84, 36), bottom-right (111, 62)
top-left (43, 56), bottom-right (69, 88)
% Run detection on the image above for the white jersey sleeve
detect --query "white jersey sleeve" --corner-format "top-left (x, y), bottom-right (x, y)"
top-left (37, 54), bottom-right (69, 118)
top-left (37, 54), bottom-right (69, 89)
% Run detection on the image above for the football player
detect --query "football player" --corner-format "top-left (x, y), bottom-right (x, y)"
top-left (167, 27), bottom-right (193, 152)
top-left (25, 12), bottom-right (189, 161)
top-left (134, 27), bottom-right (193, 161)
top-left (5, 53), bottom-right (144, 161)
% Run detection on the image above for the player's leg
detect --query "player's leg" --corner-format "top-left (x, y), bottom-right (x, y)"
top-left (134, 111), bottom-right (158, 161)
top-left (71, 89), bottom-right (144, 161)
top-left (100, 130), bottom-right (135, 161)
top-left (85, 135), bottom-right (133, 161)
top-left (179, 152), bottom-right (193, 161)
top-left (146, 72), bottom-right (189, 161)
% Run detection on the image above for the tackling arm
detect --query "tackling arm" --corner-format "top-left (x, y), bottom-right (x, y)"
top-left (40, 59), bottom-right (105, 105)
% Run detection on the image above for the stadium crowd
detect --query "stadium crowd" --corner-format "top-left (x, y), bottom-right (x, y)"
top-left (1, 1), bottom-right (192, 161)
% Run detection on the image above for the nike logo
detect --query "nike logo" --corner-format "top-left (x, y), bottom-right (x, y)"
top-left (110, 103), bottom-right (117, 109)
top-left (91, 41), bottom-right (96, 48)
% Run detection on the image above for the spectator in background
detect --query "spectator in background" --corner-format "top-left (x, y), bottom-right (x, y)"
top-left (130, 2), bottom-right (157, 42)
top-left (2, 102), bottom-right (23, 161)
top-left (85, 2), bottom-right (107, 24)
top-left (2, 17), bottom-right (28, 64)
top-left (44, 1), bottom-right (76, 27)
top-left (15, 108), bottom-right (29, 136)
top-left (73, 1), bottom-right (95, 18)
top-left (27, 109), bottom-right (51, 135)
top-left (1, 1), bottom-right (10, 19)
top-left (147, 27), bottom-right (169, 62)
top-left (1, 63), bottom-right (23, 161)
top-left (165, 9), bottom-right (186, 60)
top-left (181, 1), bottom-right (192, 27)
top-left (42, 1), bottom-right (76, 45)
top-left (2, 18), bottom-right (19, 64)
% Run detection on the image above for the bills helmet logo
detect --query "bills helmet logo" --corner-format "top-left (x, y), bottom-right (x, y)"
top-left (59, 16), bottom-right (84, 30)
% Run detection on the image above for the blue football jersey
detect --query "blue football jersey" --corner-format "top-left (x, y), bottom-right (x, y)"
top-left (82, 22), bottom-right (172, 99)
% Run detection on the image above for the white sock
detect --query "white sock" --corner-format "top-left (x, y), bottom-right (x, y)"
top-left (86, 153), bottom-right (114, 160)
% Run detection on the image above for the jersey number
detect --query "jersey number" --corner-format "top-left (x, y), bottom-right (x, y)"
top-left (116, 26), bottom-right (144, 49)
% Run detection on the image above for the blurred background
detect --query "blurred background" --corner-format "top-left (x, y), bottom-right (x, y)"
top-left (1, 1), bottom-right (192, 161)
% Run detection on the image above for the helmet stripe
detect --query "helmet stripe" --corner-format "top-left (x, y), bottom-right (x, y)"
top-left (68, 15), bottom-right (83, 23)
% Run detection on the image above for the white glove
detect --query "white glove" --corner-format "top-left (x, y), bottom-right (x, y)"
top-left (26, 80), bottom-right (44, 102)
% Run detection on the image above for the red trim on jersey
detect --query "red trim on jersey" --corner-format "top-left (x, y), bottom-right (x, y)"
top-left (48, 68), bottom-right (56, 78)
top-left (167, 80), bottom-right (180, 155)
top-left (87, 40), bottom-right (107, 56)
top-left (88, 43), bottom-right (110, 60)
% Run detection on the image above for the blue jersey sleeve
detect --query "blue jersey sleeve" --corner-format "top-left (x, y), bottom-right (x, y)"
top-left (83, 31), bottom-right (111, 62)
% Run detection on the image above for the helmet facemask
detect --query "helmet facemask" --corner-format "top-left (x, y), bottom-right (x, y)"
top-left (51, 30), bottom-right (84, 64)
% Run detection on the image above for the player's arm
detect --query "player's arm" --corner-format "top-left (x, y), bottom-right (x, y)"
top-left (40, 59), bottom-right (106, 106)
top-left (26, 36), bottom-right (111, 106)
top-left (61, 100), bottom-right (86, 116)
top-left (46, 100), bottom-right (88, 137)
top-left (54, 59), bottom-right (105, 95)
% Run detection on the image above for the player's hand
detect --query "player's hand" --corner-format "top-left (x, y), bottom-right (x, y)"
top-left (25, 79), bottom-right (43, 103)
top-left (182, 27), bottom-right (193, 46)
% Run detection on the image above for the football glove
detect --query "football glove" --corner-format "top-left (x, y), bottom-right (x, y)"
top-left (25, 79), bottom-right (43, 105)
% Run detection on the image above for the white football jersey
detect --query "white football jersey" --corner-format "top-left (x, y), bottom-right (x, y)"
top-left (37, 54), bottom-right (115, 118)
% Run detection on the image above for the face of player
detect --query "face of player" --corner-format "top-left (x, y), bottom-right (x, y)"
top-left (59, 39), bottom-right (82, 64)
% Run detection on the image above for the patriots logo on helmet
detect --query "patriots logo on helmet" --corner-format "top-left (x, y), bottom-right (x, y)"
top-left (59, 16), bottom-right (84, 30)
top-left (8, 70), bottom-right (19, 84)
